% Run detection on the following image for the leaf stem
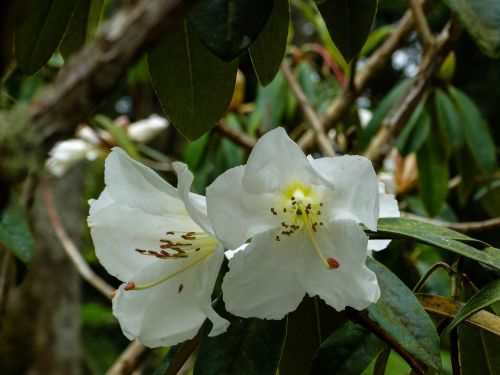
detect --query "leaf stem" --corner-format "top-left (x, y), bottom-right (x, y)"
top-left (449, 256), bottom-right (465, 375)
top-left (413, 261), bottom-right (451, 293)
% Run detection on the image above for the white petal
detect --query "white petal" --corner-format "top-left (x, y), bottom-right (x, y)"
top-left (88, 188), bottom-right (114, 217)
top-left (368, 183), bottom-right (400, 252)
top-left (127, 114), bottom-right (169, 143)
top-left (207, 166), bottom-right (280, 249)
top-left (224, 243), bottom-right (249, 260)
top-left (89, 202), bottom-right (199, 281)
top-left (298, 219), bottom-right (380, 311)
top-left (222, 230), bottom-right (305, 319)
top-left (173, 161), bottom-right (214, 236)
top-left (242, 127), bottom-right (318, 194)
top-left (309, 155), bottom-right (379, 231)
top-left (105, 148), bottom-right (185, 215)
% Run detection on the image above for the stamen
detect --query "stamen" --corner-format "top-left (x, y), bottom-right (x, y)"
top-left (276, 235), bottom-right (280, 241)
top-left (124, 281), bottom-right (136, 291)
top-left (178, 283), bottom-right (184, 293)
top-left (303, 213), bottom-right (331, 269)
top-left (327, 257), bottom-right (340, 269)
top-left (271, 208), bottom-right (277, 215)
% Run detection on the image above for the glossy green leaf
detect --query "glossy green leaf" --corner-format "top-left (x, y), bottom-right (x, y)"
top-left (194, 300), bottom-right (287, 375)
top-left (309, 321), bottom-right (385, 375)
top-left (0, 197), bottom-right (34, 263)
top-left (417, 134), bottom-right (449, 217)
top-left (443, 0), bottom-right (500, 58)
top-left (148, 21), bottom-right (238, 140)
top-left (434, 88), bottom-right (464, 150)
top-left (443, 280), bottom-right (500, 336)
top-left (152, 346), bottom-right (179, 375)
top-left (448, 86), bottom-right (496, 174)
top-left (458, 324), bottom-right (500, 375)
top-left (396, 99), bottom-right (431, 156)
top-left (359, 25), bottom-right (394, 57)
top-left (250, 0), bottom-right (290, 86)
top-left (188, 0), bottom-right (274, 61)
top-left (454, 147), bottom-right (477, 206)
top-left (366, 257), bottom-right (442, 370)
top-left (60, 0), bottom-right (104, 59)
top-left (15, 0), bottom-right (78, 75)
top-left (365, 218), bottom-right (500, 270)
top-left (316, 0), bottom-right (378, 62)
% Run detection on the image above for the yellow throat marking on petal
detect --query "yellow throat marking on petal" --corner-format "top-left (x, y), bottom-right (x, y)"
top-left (127, 231), bottom-right (217, 292)
top-left (270, 182), bottom-right (339, 270)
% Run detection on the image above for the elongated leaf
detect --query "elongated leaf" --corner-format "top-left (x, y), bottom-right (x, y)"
top-left (448, 86), bottom-right (496, 174)
top-left (148, 21), bottom-right (238, 140)
top-left (15, 0), bottom-right (78, 75)
top-left (434, 88), bottom-right (464, 150)
top-left (188, 0), bottom-right (274, 61)
top-left (316, 0), bottom-right (378, 62)
top-left (152, 346), bottom-right (178, 375)
top-left (60, 0), bottom-right (103, 59)
top-left (365, 218), bottom-right (500, 270)
top-left (454, 147), bottom-right (477, 206)
top-left (0, 197), bottom-right (34, 263)
top-left (396, 99), bottom-right (431, 156)
top-left (194, 300), bottom-right (287, 375)
top-left (250, 0), bottom-right (290, 86)
top-left (443, 0), bottom-right (500, 58)
top-left (443, 280), bottom-right (500, 335)
top-left (417, 134), bottom-right (449, 217)
top-left (458, 324), bottom-right (500, 375)
top-left (366, 257), bottom-right (441, 370)
top-left (417, 294), bottom-right (500, 335)
top-left (310, 321), bottom-right (385, 375)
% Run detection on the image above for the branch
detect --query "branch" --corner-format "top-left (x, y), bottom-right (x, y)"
top-left (364, 18), bottom-right (462, 168)
top-left (297, 0), bottom-right (432, 150)
top-left (281, 61), bottom-right (336, 157)
top-left (401, 212), bottom-right (500, 233)
top-left (106, 339), bottom-right (150, 375)
top-left (409, 0), bottom-right (435, 50)
top-left (40, 179), bottom-right (115, 299)
top-left (215, 120), bottom-right (256, 151)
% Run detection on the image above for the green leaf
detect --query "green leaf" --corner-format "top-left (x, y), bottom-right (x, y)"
top-left (358, 80), bottom-right (410, 150)
top-left (359, 25), bottom-right (394, 57)
top-left (152, 346), bottom-right (179, 375)
top-left (366, 218), bottom-right (500, 271)
top-left (448, 86), bottom-right (496, 174)
top-left (417, 134), bottom-right (449, 217)
top-left (60, 0), bottom-right (104, 59)
top-left (458, 324), bottom-right (500, 375)
top-left (454, 147), bottom-right (477, 206)
top-left (316, 0), bottom-right (378, 62)
top-left (0, 196), bottom-right (34, 263)
top-left (443, 280), bottom-right (500, 336)
top-left (476, 179), bottom-right (500, 218)
top-left (193, 300), bottom-right (287, 375)
top-left (188, 0), bottom-right (274, 61)
top-left (443, 0), bottom-right (500, 58)
top-left (148, 21), bottom-right (238, 140)
top-left (366, 257), bottom-right (442, 370)
top-left (93, 115), bottom-right (139, 159)
top-left (434, 88), bottom-right (464, 150)
top-left (396, 99), bottom-right (431, 156)
top-left (309, 321), bottom-right (385, 375)
top-left (249, 0), bottom-right (290, 86)
top-left (15, 0), bottom-right (78, 75)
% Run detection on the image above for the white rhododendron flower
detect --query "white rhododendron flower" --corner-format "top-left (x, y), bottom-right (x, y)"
top-left (88, 148), bottom-right (228, 348)
top-left (127, 114), bottom-right (169, 143)
top-left (368, 182), bottom-right (400, 252)
top-left (207, 127), bottom-right (382, 319)
top-left (46, 139), bottom-right (101, 176)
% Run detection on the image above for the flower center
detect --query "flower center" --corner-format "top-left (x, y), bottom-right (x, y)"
top-left (124, 231), bottom-right (217, 292)
top-left (270, 183), bottom-right (339, 270)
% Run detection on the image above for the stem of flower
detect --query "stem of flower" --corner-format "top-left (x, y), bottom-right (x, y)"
top-left (303, 213), bottom-right (331, 269)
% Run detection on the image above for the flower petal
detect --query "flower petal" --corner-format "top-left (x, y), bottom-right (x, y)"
top-left (298, 219), bottom-right (380, 311)
top-left (309, 155), bottom-right (379, 231)
top-left (242, 127), bottom-right (318, 194)
top-left (207, 166), bottom-right (280, 249)
top-left (89, 202), bottom-right (199, 281)
top-left (173, 161), bottom-right (214, 236)
top-left (105, 148), bottom-right (185, 215)
top-left (368, 183), bottom-right (400, 251)
top-left (222, 230), bottom-right (305, 319)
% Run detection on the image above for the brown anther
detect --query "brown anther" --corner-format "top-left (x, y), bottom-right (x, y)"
top-left (148, 250), bottom-right (157, 255)
top-left (271, 208), bottom-right (277, 215)
top-left (196, 248), bottom-right (201, 251)
top-left (283, 208), bottom-right (287, 212)
top-left (178, 283), bottom-right (184, 293)
top-left (160, 250), bottom-right (170, 256)
top-left (307, 203), bottom-right (312, 209)
top-left (292, 201), bottom-right (296, 205)
top-left (319, 203), bottom-right (323, 206)
top-left (124, 281), bottom-right (136, 291)
top-left (317, 211), bottom-right (321, 215)
top-left (276, 235), bottom-right (280, 241)
top-left (327, 258), bottom-right (340, 269)
top-left (166, 231), bottom-right (175, 235)
top-left (320, 222), bottom-right (324, 226)
top-left (111, 290), bottom-right (117, 298)
top-left (135, 249), bottom-right (146, 254)
top-left (291, 196), bottom-right (296, 201)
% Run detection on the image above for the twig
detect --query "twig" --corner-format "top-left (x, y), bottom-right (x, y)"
top-left (215, 120), bottom-right (256, 151)
top-left (0, 248), bottom-right (13, 329)
top-left (364, 17), bottom-right (462, 168)
top-left (297, 0), bottom-right (432, 150)
top-left (449, 256), bottom-right (464, 375)
top-left (413, 262), bottom-right (451, 293)
top-left (40, 179), bottom-right (115, 299)
top-left (346, 308), bottom-right (427, 375)
top-left (401, 212), bottom-right (500, 233)
top-left (106, 339), bottom-right (150, 375)
top-left (281, 61), bottom-right (336, 157)
top-left (409, 0), bottom-right (435, 50)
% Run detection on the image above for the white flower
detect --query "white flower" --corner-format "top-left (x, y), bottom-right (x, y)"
top-left (368, 181), bottom-right (400, 252)
top-left (127, 114), bottom-right (169, 143)
top-left (46, 139), bottom-right (101, 176)
top-left (87, 148), bottom-right (228, 348)
top-left (206, 128), bottom-right (383, 319)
